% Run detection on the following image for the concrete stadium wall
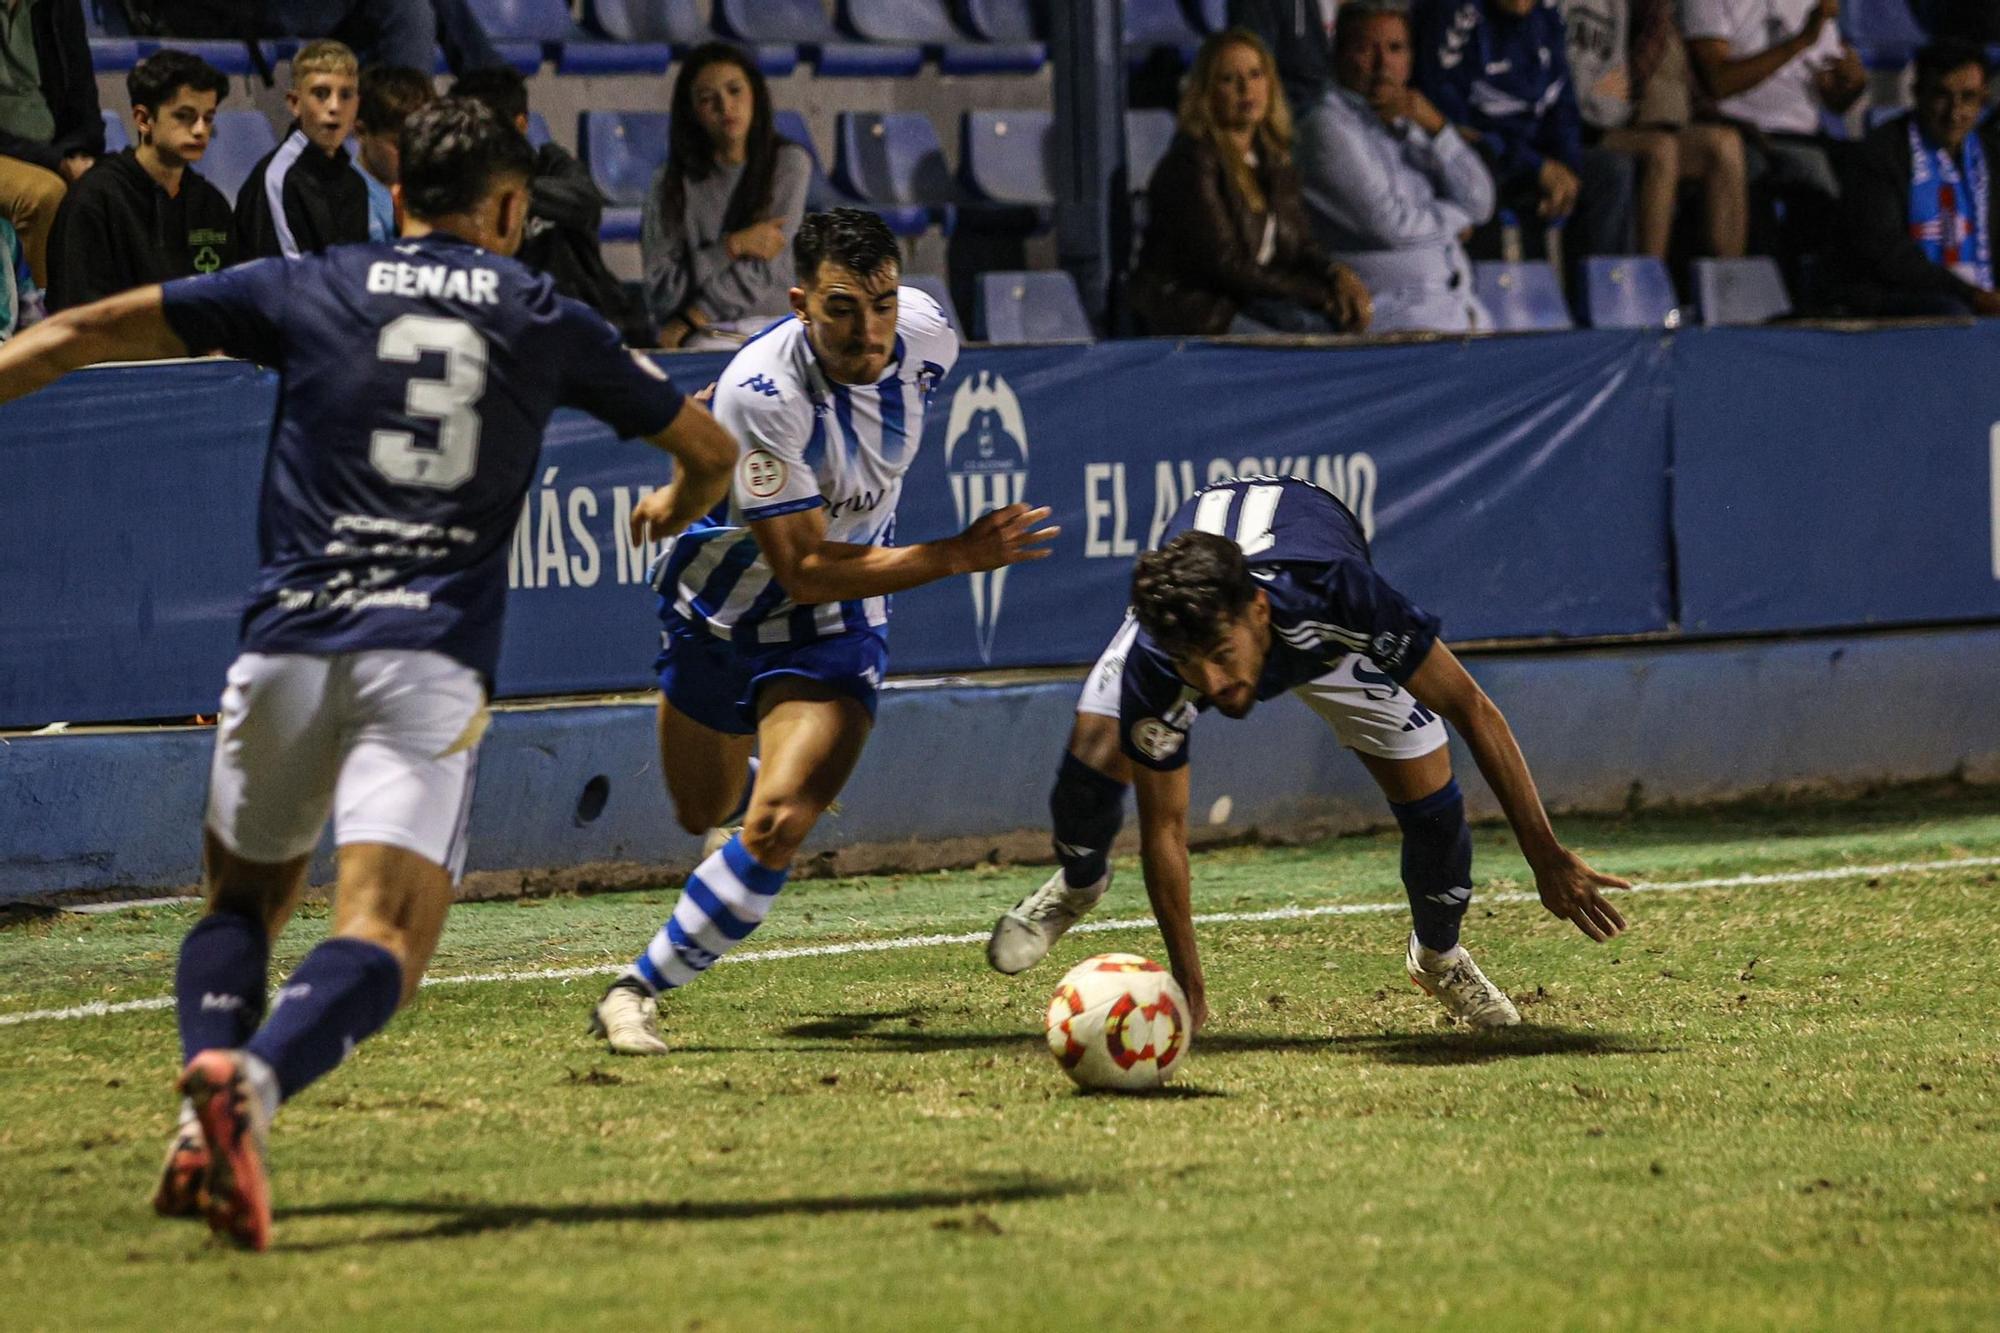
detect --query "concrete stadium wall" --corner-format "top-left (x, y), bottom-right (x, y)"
top-left (6, 625), bottom-right (1997, 904)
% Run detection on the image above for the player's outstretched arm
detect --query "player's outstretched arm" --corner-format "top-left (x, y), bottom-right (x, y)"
top-left (1133, 764), bottom-right (1208, 1033)
top-left (1402, 642), bottom-right (1630, 942)
top-left (0, 286), bottom-right (188, 407)
top-left (628, 398), bottom-right (738, 544)
top-left (749, 501), bottom-right (1058, 606)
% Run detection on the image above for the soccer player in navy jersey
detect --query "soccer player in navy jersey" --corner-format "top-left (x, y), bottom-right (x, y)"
top-left (0, 100), bottom-right (736, 1250)
top-left (986, 477), bottom-right (1628, 1032)
top-left (591, 210), bottom-right (1060, 1054)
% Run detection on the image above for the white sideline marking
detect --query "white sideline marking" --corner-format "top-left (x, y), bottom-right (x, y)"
top-left (4, 854), bottom-right (1997, 1031)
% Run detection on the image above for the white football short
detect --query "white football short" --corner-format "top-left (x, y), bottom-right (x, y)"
top-left (204, 650), bottom-right (490, 879)
top-left (1074, 617), bottom-right (1447, 762)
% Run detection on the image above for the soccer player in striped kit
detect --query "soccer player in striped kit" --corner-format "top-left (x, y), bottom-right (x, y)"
top-left (593, 210), bottom-right (1058, 1053)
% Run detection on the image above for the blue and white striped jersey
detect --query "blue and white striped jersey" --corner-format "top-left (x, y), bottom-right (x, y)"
top-left (655, 288), bottom-right (959, 646)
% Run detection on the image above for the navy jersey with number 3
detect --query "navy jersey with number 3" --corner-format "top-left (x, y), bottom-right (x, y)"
top-left (1120, 477), bottom-right (1443, 770)
top-left (161, 234), bottom-right (686, 681)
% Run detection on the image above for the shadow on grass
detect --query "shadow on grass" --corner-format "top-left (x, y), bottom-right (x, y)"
top-left (1324, 1026), bottom-right (1674, 1066)
top-left (777, 1010), bottom-right (1043, 1054)
top-left (272, 1178), bottom-right (1077, 1252)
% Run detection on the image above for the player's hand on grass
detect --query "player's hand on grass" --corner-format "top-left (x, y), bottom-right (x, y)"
top-left (948, 503), bottom-right (1059, 573)
top-left (630, 483), bottom-right (699, 544)
top-left (1534, 851), bottom-right (1630, 942)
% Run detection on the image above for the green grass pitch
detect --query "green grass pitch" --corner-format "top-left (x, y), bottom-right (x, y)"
top-left (3, 782), bottom-right (1999, 1331)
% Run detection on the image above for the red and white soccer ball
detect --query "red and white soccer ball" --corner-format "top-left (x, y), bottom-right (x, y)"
top-left (1043, 953), bottom-right (1192, 1091)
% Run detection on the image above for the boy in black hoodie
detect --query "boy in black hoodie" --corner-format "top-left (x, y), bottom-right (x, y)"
top-left (46, 48), bottom-right (234, 311)
top-left (450, 65), bottom-right (653, 344)
top-left (236, 38), bottom-right (368, 258)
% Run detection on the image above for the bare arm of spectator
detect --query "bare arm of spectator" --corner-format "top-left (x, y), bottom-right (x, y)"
top-left (681, 144), bottom-right (811, 326)
top-left (1688, 0), bottom-right (1838, 102)
top-left (1813, 46), bottom-right (1868, 114)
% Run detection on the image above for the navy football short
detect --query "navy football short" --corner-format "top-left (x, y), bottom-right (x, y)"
top-left (656, 622), bottom-right (889, 735)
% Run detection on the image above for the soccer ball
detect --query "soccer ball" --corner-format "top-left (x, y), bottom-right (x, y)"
top-left (1043, 953), bottom-right (1192, 1091)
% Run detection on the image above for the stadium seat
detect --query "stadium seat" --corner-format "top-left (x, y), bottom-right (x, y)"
top-left (579, 110), bottom-right (670, 241)
top-left (1124, 0), bottom-right (1199, 49)
top-left (1582, 257), bottom-right (1679, 329)
top-left (88, 38), bottom-right (141, 73)
top-left (526, 110), bottom-right (552, 149)
top-left (975, 270), bottom-right (1092, 342)
top-left (200, 108), bottom-right (278, 204)
top-left (1473, 261), bottom-right (1573, 331)
top-left (957, 0), bottom-right (1041, 42)
top-left (904, 272), bottom-right (963, 332)
top-left (101, 110), bottom-right (129, 153)
top-left (1843, 0), bottom-right (1927, 68)
top-left (135, 38), bottom-right (262, 77)
top-left (775, 110), bottom-right (932, 236)
top-left (1124, 108), bottom-right (1176, 191)
top-left (841, 0), bottom-right (1043, 73)
top-left (1189, 0), bottom-right (1229, 32)
top-left (1694, 257), bottom-right (1793, 326)
top-left (466, 0), bottom-right (569, 71)
top-left (714, 0), bottom-right (923, 76)
top-left (834, 113), bottom-right (957, 209)
top-left (584, 0), bottom-right (710, 44)
top-left (961, 110), bottom-right (1055, 206)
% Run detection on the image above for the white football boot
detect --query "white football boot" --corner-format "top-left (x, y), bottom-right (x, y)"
top-left (986, 868), bottom-right (1109, 975)
top-left (591, 978), bottom-right (671, 1055)
top-left (1404, 932), bottom-right (1521, 1029)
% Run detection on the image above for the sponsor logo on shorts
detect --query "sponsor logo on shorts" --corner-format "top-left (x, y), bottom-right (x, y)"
top-left (743, 450), bottom-right (787, 499)
top-left (1372, 631), bottom-right (1411, 666)
top-left (1132, 718), bottom-right (1185, 762)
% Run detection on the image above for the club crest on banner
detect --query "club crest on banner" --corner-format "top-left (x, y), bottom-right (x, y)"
top-left (943, 371), bottom-right (1029, 663)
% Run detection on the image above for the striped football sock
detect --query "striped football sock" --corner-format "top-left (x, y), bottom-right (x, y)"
top-left (625, 833), bottom-right (788, 993)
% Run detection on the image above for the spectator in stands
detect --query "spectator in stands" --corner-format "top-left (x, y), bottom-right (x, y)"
top-left (1295, 1), bottom-right (1497, 331)
top-left (353, 66), bottom-right (435, 243)
top-left (128, 0), bottom-right (501, 76)
top-left (640, 42), bottom-right (810, 350)
top-left (452, 65), bottom-right (651, 345)
top-left (1229, 0), bottom-right (1342, 111)
top-left (0, 0), bottom-right (102, 288)
top-left (1559, 0), bottom-right (1746, 258)
top-left (1131, 29), bottom-right (1372, 335)
top-left (1682, 0), bottom-right (1865, 264)
top-left (45, 49), bottom-right (233, 311)
top-left (235, 39), bottom-right (368, 259)
top-left (1832, 41), bottom-right (2000, 318)
top-left (1413, 0), bottom-right (1634, 263)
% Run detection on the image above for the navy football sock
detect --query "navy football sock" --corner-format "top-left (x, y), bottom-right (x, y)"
top-left (175, 910), bottom-right (269, 1063)
top-left (1050, 752), bottom-right (1127, 890)
top-left (1390, 779), bottom-right (1474, 954)
top-left (244, 937), bottom-right (403, 1103)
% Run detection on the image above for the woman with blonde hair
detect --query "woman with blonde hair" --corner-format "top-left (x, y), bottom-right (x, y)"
top-left (1130, 28), bottom-right (1371, 336)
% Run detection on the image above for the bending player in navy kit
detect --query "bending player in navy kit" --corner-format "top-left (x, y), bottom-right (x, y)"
top-left (987, 477), bottom-right (1628, 1032)
top-left (592, 209), bottom-right (1059, 1054)
top-left (0, 100), bottom-right (736, 1249)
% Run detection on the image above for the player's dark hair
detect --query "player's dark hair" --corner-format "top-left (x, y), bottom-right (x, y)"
top-left (359, 65), bottom-right (436, 136)
top-left (794, 208), bottom-right (899, 287)
top-left (127, 49), bottom-right (228, 116)
top-left (1915, 39), bottom-right (1990, 90)
top-left (1131, 531), bottom-right (1260, 658)
top-left (659, 43), bottom-right (784, 238)
top-left (449, 65), bottom-right (530, 130)
top-left (399, 98), bottom-right (535, 220)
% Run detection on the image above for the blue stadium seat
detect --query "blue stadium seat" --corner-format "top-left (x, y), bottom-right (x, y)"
top-left (137, 38), bottom-right (261, 77)
top-left (1124, 0), bottom-right (1199, 48)
top-left (1868, 104), bottom-right (1908, 130)
top-left (1124, 108), bottom-right (1176, 191)
top-left (976, 271), bottom-right (1092, 342)
top-left (1582, 257), bottom-right (1679, 329)
top-left (466, 0), bottom-right (568, 71)
top-left (1843, 0), bottom-right (1926, 68)
top-left (715, 0), bottom-right (923, 76)
top-left (584, 0), bottom-right (710, 44)
top-left (1189, 0), bottom-right (1228, 32)
top-left (961, 109), bottom-right (1055, 206)
top-left (1473, 261), bottom-right (1573, 331)
top-left (1694, 257), bottom-right (1792, 326)
top-left (526, 110), bottom-right (552, 148)
top-left (776, 110), bottom-right (932, 236)
top-left (200, 108), bottom-right (278, 205)
top-left (958, 0), bottom-right (1040, 42)
top-left (88, 38), bottom-right (141, 73)
top-left (834, 113), bottom-right (957, 208)
top-left (579, 111), bottom-right (670, 241)
top-left (101, 110), bottom-right (129, 153)
top-left (841, 0), bottom-right (1043, 73)
top-left (904, 272), bottom-right (963, 333)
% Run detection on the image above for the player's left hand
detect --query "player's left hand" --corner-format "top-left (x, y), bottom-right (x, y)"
top-left (1533, 850), bottom-right (1629, 942)
top-left (630, 484), bottom-right (697, 544)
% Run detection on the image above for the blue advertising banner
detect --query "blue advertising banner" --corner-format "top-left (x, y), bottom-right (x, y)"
top-left (4, 330), bottom-right (1673, 726)
top-left (1671, 326), bottom-right (2000, 634)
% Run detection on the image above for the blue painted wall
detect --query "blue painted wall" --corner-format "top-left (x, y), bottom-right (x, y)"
top-left (6, 626), bottom-right (1997, 901)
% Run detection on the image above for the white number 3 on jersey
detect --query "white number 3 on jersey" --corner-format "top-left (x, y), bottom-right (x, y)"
top-left (370, 314), bottom-right (489, 489)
